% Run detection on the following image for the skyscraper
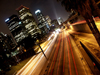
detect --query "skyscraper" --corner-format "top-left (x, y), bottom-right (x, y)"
top-left (16, 5), bottom-right (41, 39)
top-left (57, 17), bottom-right (64, 25)
top-left (5, 15), bottom-right (27, 43)
top-left (51, 19), bottom-right (59, 28)
top-left (45, 15), bottom-right (52, 27)
top-left (35, 10), bottom-right (50, 34)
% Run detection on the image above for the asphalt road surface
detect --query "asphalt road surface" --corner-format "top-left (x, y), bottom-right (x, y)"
top-left (40, 30), bottom-right (93, 75)
top-left (16, 30), bottom-right (95, 75)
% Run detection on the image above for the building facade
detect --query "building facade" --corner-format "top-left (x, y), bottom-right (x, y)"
top-left (5, 14), bottom-right (27, 43)
top-left (57, 17), bottom-right (64, 25)
top-left (45, 15), bottom-right (52, 27)
top-left (35, 10), bottom-right (50, 34)
top-left (51, 19), bottom-right (59, 27)
top-left (0, 32), bottom-right (21, 71)
top-left (16, 5), bottom-right (41, 39)
top-left (0, 32), bottom-right (16, 58)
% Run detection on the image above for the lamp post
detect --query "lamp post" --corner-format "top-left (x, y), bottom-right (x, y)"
top-left (35, 39), bottom-right (48, 60)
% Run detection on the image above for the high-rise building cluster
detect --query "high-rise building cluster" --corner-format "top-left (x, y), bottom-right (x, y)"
top-left (0, 5), bottom-right (61, 73)
top-left (57, 17), bottom-right (64, 25)
top-left (5, 14), bottom-right (26, 43)
top-left (0, 5), bottom-right (53, 72)
top-left (16, 6), bottom-right (41, 38)
top-left (5, 5), bottom-right (52, 47)
top-left (35, 10), bottom-right (50, 34)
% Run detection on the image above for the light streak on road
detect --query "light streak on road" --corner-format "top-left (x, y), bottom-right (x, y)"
top-left (16, 55), bottom-right (36, 75)
top-left (47, 34), bottom-right (61, 75)
top-left (39, 29), bottom-right (95, 75)
top-left (16, 33), bottom-right (58, 75)
top-left (57, 31), bottom-right (63, 75)
top-left (66, 33), bottom-right (72, 75)
top-left (50, 34), bottom-right (61, 75)
top-left (21, 53), bottom-right (41, 75)
top-left (63, 31), bottom-right (65, 72)
top-left (29, 33), bottom-right (58, 75)
top-left (47, 35), bottom-right (60, 74)
top-left (67, 34), bottom-right (78, 75)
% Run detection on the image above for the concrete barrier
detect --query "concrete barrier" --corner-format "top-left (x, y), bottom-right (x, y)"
top-left (80, 41), bottom-right (100, 70)
top-left (69, 23), bottom-right (92, 33)
top-left (69, 18), bottom-right (100, 33)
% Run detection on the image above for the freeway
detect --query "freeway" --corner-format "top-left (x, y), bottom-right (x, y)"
top-left (16, 31), bottom-right (58, 75)
top-left (16, 29), bottom-right (95, 75)
top-left (68, 29), bottom-right (100, 75)
top-left (40, 30), bottom-right (93, 75)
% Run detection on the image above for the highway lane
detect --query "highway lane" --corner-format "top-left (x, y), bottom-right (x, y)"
top-left (39, 32), bottom-right (59, 74)
top-left (40, 30), bottom-right (92, 75)
top-left (16, 32), bottom-right (58, 75)
top-left (29, 32), bottom-right (58, 75)
top-left (64, 31), bottom-right (92, 75)
top-left (67, 29), bottom-right (100, 75)
top-left (16, 29), bottom-right (93, 75)
top-left (40, 32), bottom-right (62, 75)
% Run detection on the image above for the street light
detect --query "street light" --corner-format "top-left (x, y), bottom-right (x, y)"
top-left (35, 39), bottom-right (48, 60)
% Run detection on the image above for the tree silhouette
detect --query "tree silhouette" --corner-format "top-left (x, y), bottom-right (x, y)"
top-left (57, 0), bottom-right (100, 46)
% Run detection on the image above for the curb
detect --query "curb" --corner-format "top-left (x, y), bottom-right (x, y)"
top-left (80, 41), bottom-right (100, 70)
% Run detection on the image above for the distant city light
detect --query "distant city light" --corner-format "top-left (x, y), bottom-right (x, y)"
top-left (5, 18), bottom-right (9, 22)
top-left (35, 9), bottom-right (41, 14)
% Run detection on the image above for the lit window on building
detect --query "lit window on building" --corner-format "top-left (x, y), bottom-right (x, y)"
top-left (25, 22), bottom-right (33, 28)
top-left (20, 12), bottom-right (32, 19)
top-left (19, 8), bottom-right (25, 13)
top-left (9, 22), bottom-right (19, 30)
top-left (8, 21), bottom-right (16, 27)
top-left (28, 29), bottom-right (35, 33)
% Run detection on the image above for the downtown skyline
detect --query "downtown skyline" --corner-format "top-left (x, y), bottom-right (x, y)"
top-left (0, 0), bottom-right (70, 35)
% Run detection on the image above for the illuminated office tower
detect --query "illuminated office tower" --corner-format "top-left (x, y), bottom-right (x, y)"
top-left (5, 15), bottom-right (27, 43)
top-left (45, 15), bottom-right (52, 27)
top-left (35, 10), bottom-right (50, 34)
top-left (51, 19), bottom-right (59, 27)
top-left (16, 5), bottom-right (41, 38)
top-left (57, 17), bottom-right (64, 25)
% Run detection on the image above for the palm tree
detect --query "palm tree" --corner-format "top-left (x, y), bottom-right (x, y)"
top-left (57, 0), bottom-right (100, 46)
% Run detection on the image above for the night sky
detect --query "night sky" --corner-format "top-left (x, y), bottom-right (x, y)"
top-left (0, 0), bottom-right (70, 35)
